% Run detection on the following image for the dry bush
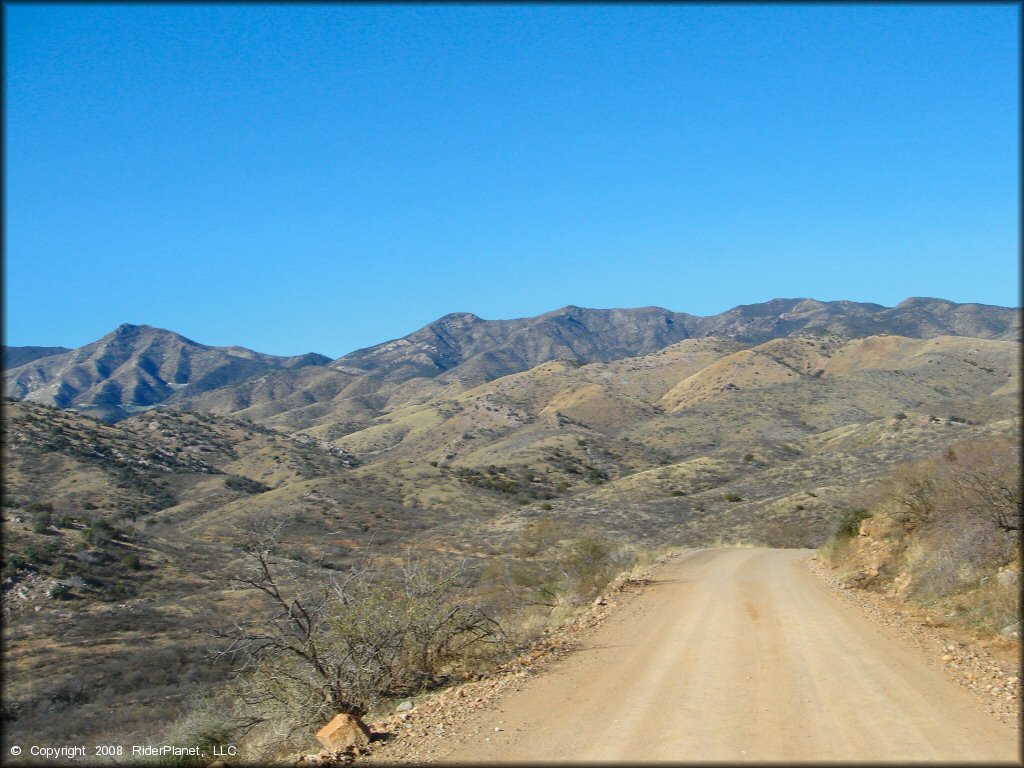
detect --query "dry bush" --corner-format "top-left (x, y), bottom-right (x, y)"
top-left (823, 435), bottom-right (1021, 628)
top-left (564, 533), bottom-right (634, 599)
top-left (513, 517), bottom-right (561, 558)
top-left (214, 522), bottom-right (505, 747)
top-left (477, 526), bottom-right (639, 652)
top-left (885, 436), bottom-right (1020, 536)
top-left (900, 436), bottom-right (1019, 598)
top-left (499, 526), bottom-right (634, 606)
top-left (946, 575), bottom-right (1020, 633)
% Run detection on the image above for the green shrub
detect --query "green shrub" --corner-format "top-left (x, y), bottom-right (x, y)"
top-left (224, 475), bottom-right (271, 495)
top-left (563, 534), bottom-right (633, 600)
top-left (723, 493), bottom-right (742, 503)
top-left (47, 583), bottom-right (70, 600)
top-left (834, 508), bottom-right (871, 539)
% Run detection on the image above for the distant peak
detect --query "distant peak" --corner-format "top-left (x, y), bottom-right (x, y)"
top-left (109, 323), bottom-right (152, 337)
top-left (114, 322), bottom-right (165, 331)
top-left (103, 323), bottom-right (195, 345)
top-left (895, 297), bottom-right (954, 308)
top-left (436, 312), bottom-right (482, 324)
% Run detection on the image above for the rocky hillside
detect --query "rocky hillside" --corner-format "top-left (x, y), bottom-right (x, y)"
top-left (332, 297), bottom-right (1019, 385)
top-left (4, 324), bottom-right (330, 421)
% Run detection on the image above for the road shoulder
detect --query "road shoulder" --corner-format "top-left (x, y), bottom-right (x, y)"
top-left (806, 554), bottom-right (1020, 725)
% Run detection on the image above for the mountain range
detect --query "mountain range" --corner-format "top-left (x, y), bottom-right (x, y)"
top-left (5, 297), bottom-right (1018, 422)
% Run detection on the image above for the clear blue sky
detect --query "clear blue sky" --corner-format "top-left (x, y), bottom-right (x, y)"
top-left (4, 4), bottom-right (1019, 358)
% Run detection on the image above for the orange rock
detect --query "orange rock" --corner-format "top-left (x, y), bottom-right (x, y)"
top-left (315, 713), bottom-right (371, 751)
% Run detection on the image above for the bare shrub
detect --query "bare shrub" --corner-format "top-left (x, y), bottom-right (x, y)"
top-left (885, 436), bottom-right (1020, 536)
top-left (214, 522), bottom-right (505, 743)
top-left (564, 533), bottom-right (633, 600)
top-left (940, 437), bottom-right (1020, 533)
top-left (825, 435), bottom-right (1021, 622)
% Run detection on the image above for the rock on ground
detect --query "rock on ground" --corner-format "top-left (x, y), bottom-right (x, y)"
top-left (316, 713), bottom-right (371, 752)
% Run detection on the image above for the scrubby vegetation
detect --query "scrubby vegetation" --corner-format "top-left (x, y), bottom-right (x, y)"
top-left (821, 435), bottom-right (1021, 635)
top-left (155, 517), bottom-right (646, 762)
top-left (225, 475), bottom-right (272, 495)
top-left (452, 464), bottom-right (558, 500)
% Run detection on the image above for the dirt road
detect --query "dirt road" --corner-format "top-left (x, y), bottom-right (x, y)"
top-left (437, 548), bottom-right (1019, 763)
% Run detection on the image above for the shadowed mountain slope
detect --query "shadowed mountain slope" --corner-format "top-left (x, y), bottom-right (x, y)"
top-left (3, 325), bottom-right (329, 421)
top-left (331, 306), bottom-right (698, 384)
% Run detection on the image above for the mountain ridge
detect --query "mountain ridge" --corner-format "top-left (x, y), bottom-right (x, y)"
top-left (322, 298), bottom-right (1018, 395)
top-left (4, 298), bottom-right (1018, 422)
top-left (4, 323), bottom-right (330, 421)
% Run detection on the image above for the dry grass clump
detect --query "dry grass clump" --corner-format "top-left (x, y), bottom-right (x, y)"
top-left (137, 698), bottom-right (237, 767)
